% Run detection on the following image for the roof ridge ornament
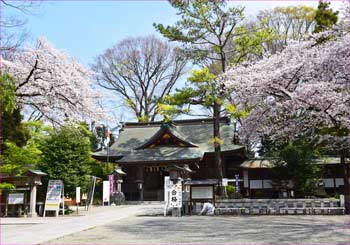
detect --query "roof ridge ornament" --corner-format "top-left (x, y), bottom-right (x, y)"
top-left (134, 123), bottom-right (198, 150)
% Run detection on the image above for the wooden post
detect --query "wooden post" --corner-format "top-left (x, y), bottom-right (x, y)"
top-left (341, 154), bottom-right (350, 214)
top-left (136, 167), bottom-right (144, 202)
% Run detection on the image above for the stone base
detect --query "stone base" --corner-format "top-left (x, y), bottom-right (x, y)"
top-left (28, 212), bottom-right (38, 218)
top-left (171, 207), bottom-right (181, 217)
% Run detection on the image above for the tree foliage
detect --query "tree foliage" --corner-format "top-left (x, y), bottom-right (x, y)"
top-left (314, 1), bottom-right (338, 33)
top-left (0, 74), bottom-right (27, 154)
top-left (257, 5), bottom-right (316, 53)
top-left (93, 35), bottom-right (187, 122)
top-left (1, 74), bottom-right (49, 189)
top-left (155, 0), bottom-right (274, 69)
top-left (2, 107), bottom-right (31, 148)
top-left (271, 141), bottom-right (322, 197)
top-left (0, 73), bottom-right (16, 114)
top-left (2, 38), bottom-right (106, 124)
top-left (223, 29), bottom-right (350, 152)
top-left (39, 124), bottom-right (95, 195)
top-left (0, 121), bottom-right (51, 189)
top-left (155, 0), bottom-right (275, 185)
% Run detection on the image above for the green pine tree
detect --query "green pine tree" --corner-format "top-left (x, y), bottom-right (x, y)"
top-left (314, 1), bottom-right (338, 33)
top-left (155, 0), bottom-right (275, 191)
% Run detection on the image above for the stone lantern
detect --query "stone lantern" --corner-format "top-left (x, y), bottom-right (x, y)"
top-left (113, 166), bottom-right (126, 193)
top-left (111, 166), bottom-right (126, 204)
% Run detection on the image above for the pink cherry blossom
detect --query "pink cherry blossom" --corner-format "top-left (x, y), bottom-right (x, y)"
top-left (2, 38), bottom-right (107, 124)
top-left (222, 30), bottom-right (350, 151)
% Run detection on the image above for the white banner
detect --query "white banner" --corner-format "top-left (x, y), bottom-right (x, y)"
top-left (76, 187), bottom-right (81, 203)
top-left (169, 181), bottom-right (182, 208)
top-left (44, 180), bottom-right (63, 211)
top-left (8, 193), bottom-right (24, 204)
top-left (103, 181), bottom-right (110, 203)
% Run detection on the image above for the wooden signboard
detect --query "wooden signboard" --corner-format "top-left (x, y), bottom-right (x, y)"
top-left (191, 186), bottom-right (214, 200)
top-left (187, 180), bottom-right (218, 214)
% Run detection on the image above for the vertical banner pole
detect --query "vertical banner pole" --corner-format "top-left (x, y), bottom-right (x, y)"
top-left (109, 175), bottom-right (114, 205)
top-left (103, 181), bottom-right (110, 206)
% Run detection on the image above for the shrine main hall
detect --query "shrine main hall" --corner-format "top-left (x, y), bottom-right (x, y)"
top-left (93, 117), bottom-right (246, 201)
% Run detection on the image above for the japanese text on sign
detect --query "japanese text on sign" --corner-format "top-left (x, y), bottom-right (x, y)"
top-left (169, 181), bottom-right (182, 207)
top-left (44, 180), bottom-right (63, 211)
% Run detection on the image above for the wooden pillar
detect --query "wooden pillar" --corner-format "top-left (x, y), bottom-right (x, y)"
top-left (345, 161), bottom-right (350, 214)
top-left (341, 154), bottom-right (350, 214)
top-left (136, 167), bottom-right (144, 202)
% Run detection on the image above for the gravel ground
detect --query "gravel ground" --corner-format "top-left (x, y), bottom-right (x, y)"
top-left (48, 215), bottom-right (350, 244)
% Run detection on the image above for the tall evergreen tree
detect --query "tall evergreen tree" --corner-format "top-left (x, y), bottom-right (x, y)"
top-left (314, 1), bottom-right (338, 33)
top-left (39, 124), bottom-right (94, 195)
top-left (155, 0), bottom-right (274, 192)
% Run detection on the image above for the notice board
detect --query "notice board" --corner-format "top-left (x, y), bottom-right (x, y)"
top-left (44, 180), bottom-right (64, 213)
top-left (8, 193), bottom-right (24, 204)
top-left (191, 186), bottom-right (214, 200)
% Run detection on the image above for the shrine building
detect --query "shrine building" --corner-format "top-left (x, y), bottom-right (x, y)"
top-left (93, 117), bottom-right (246, 201)
top-left (92, 117), bottom-right (349, 201)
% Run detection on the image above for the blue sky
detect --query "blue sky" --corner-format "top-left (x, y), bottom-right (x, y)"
top-left (7, 0), bottom-right (343, 66)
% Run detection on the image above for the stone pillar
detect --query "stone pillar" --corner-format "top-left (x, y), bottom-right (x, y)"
top-left (116, 180), bottom-right (122, 192)
top-left (28, 184), bottom-right (37, 217)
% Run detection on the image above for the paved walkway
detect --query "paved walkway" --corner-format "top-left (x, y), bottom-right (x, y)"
top-left (48, 215), bottom-right (350, 244)
top-left (1, 203), bottom-right (164, 245)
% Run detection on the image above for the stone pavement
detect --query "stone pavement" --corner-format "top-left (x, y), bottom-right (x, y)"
top-left (0, 203), bottom-right (164, 245)
top-left (48, 215), bottom-right (350, 244)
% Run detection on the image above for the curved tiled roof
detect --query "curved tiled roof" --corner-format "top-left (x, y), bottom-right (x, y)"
top-left (92, 117), bottom-right (245, 164)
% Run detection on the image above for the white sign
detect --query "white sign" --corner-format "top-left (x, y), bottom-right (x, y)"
top-left (169, 181), bottom-right (182, 208)
top-left (222, 178), bottom-right (228, 187)
top-left (44, 180), bottom-right (63, 211)
top-left (103, 181), bottom-right (110, 203)
top-left (76, 187), bottom-right (81, 204)
top-left (8, 193), bottom-right (24, 204)
top-left (191, 186), bottom-right (213, 199)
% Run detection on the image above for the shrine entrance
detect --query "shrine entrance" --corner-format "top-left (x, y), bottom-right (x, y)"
top-left (144, 166), bottom-right (168, 201)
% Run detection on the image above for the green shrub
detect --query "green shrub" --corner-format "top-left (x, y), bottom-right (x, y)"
top-left (226, 185), bottom-right (235, 196)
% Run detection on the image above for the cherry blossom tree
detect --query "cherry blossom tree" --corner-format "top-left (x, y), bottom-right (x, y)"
top-left (2, 38), bottom-right (106, 124)
top-left (222, 30), bottom-right (350, 152)
top-left (222, 26), bottom-right (350, 212)
top-left (223, 28), bottom-right (350, 202)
